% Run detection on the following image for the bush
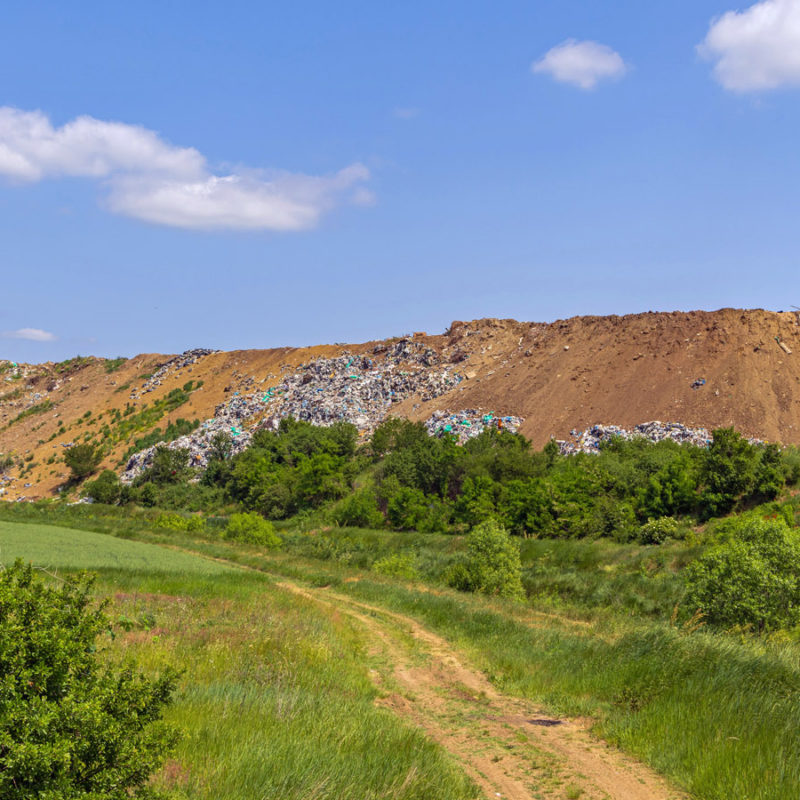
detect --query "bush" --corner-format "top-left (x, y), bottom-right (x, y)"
top-left (372, 553), bottom-right (419, 580)
top-left (63, 443), bottom-right (103, 481)
top-left (0, 561), bottom-right (178, 799)
top-left (446, 519), bottom-right (524, 600)
top-left (637, 516), bottom-right (683, 545)
top-left (224, 512), bottom-right (282, 547)
top-left (333, 488), bottom-right (385, 528)
top-left (141, 446), bottom-right (190, 485)
top-left (83, 469), bottom-right (122, 504)
top-left (684, 518), bottom-right (800, 631)
top-left (153, 512), bottom-right (204, 532)
top-left (138, 483), bottom-right (158, 507)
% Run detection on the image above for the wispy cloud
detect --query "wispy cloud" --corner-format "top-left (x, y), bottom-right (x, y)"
top-left (2, 328), bottom-right (56, 342)
top-left (699, 0), bottom-right (800, 92)
top-left (392, 107), bottom-right (420, 120)
top-left (0, 107), bottom-right (371, 231)
top-left (532, 39), bottom-right (627, 90)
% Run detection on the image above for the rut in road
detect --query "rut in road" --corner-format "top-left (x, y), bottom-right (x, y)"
top-left (279, 581), bottom-right (686, 800)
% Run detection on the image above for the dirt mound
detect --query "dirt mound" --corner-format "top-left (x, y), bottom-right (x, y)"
top-left (2, 307), bottom-right (799, 498)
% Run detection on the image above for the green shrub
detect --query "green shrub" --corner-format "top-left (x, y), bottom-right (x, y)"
top-left (153, 512), bottom-right (205, 532)
top-left (637, 516), bottom-right (684, 545)
top-left (139, 446), bottom-right (190, 485)
top-left (83, 469), bottom-right (122, 504)
top-left (138, 483), bottom-right (158, 507)
top-left (103, 357), bottom-right (127, 373)
top-left (446, 519), bottom-right (524, 600)
top-left (154, 512), bottom-right (187, 530)
top-left (333, 487), bottom-right (385, 528)
top-left (684, 518), bottom-right (800, 631)
top-left (372, 553), bottom-right (419, 580)
top-left (224, 512), bottom-right (282, 547)
top-left (0, 561), bottom-right (178, 799)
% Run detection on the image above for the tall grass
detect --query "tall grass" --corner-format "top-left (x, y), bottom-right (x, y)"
top-left (1, 525), bottom-right (479, 800)
top-left (105, 570), bottom-right (479, 800)
top-left (136, 537), bottom-right (800, 800)
top-left (5, 505), bottom-right (800, 798)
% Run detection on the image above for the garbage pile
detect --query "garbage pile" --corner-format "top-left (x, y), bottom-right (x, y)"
top-left (425, 410), bottom-right (524, 443)
top-left (372, 339), bottom-right (440, 367)
top-left (134, 348), bottom-right (218, 397)
top-left (557, 421), bottom-right (715, 454)
top-left (121, 351), bottom-right (463, 482)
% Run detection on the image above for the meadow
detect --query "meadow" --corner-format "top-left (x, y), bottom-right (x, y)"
top-left (0, 518), bottom-right (478, 800)
top-left (3, 505), bottom-right (800, 799)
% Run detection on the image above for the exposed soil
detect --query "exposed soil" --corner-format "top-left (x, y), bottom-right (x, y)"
top-left (5, 307), bottom-right (800, 498)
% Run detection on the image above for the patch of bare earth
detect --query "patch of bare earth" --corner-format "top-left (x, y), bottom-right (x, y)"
top-left (279, 582), bottom-right (686, 800)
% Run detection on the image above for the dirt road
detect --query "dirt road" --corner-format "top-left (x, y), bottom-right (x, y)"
top-left (279, 581), bottom-right (686, 800)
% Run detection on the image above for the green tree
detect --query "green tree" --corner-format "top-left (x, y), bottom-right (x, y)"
top-left (63, 443), bottom-right (103, 481)
top-left (699, 428), bottom-right (759, 518)
top-left (208, 430), bottom-right (233, 462)
top-left (0, 561), bottom-right (178, 799)
top-left (447, 519), bottom-right (525, 600)
top-left (684, 518), bottom-right (800, 631)
top-left (141, 446), bottom-right (190, 485)
top-left (333, 487), bottom-right (385, 528)
top-left (83, 469), bottom-right (122, 504)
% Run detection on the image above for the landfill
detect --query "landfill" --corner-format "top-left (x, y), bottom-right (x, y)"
top-left (132, 348), bottom-right (218, 398)
top-left (557, 421), bottom-right (723, 454)
top-left (425, 409), bottom-right (524, 443)
top-left (122, 343), bottom-right (464, 481)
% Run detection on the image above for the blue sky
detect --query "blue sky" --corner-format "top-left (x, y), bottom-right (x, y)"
top-left (2, 0), bottom-right (800, 361)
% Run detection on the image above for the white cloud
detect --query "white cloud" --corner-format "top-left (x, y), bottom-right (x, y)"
top-left (2, 328), bottom-right (56, 342)
top-left (532, 39), bottom-right (627, 90)
top-left (108, 164), bottom-right (371, 231)
top-left (700, 0), bottom-right (800, 91)
top-left (0, 107), bottom-right (371, 231)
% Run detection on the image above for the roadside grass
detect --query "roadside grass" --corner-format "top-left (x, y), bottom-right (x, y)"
top-left (3, 505), bottom-right (800, 798)
top-left (0, 522), bottom-right (479, 800)
top-left (105, 531), bottom-right (800, 800)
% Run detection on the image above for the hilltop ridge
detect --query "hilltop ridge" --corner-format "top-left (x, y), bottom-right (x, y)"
top-left (2, 307), bottom-right (800, 499)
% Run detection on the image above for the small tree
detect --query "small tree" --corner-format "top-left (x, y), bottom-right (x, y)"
top-left (447, 519), bottom-right (525, 600)
top-left (684, 518), bottom-right (800, 631)
top-left (0, 561), bottom-right (178, 799)
top-left (84, 469), bottom-right (122, 504)
top-left (144, 446), bottom-right (190, 485)
top-left (63, 443), bottom-right (103, 481)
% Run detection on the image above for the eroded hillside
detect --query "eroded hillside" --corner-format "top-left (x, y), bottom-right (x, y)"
top-left (2, 308), bottom-right (799, 499)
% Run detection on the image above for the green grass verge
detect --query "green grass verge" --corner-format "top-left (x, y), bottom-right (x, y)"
top-left (4, 504), bottom-right (800, 798)
top-left (1, 520), bottom-right (478, 800)
top-left (108, 529), bottom-right (800, 800)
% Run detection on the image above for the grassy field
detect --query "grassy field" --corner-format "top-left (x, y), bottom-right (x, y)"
top-left (2, 505), bottom-right (800, 799)
top-left (104, 525), bottom-right (800, 800)
top-left (0, 519), bottom-right (232, 574)
top-left (0, 520), bottom-right (478, 800)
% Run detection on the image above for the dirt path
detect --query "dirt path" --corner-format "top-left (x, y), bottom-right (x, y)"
top-left (278, 581), bottom-right (686, 800)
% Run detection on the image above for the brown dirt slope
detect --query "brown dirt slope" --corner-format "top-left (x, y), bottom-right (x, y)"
top-left (2, 307), bottom-right (799, 498)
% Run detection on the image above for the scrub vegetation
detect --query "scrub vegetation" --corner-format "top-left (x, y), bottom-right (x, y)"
top-left (3, 419), bottom-right (800, 798)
